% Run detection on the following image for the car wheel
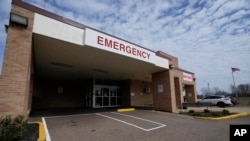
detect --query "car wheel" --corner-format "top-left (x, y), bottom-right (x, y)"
top-left (217, 102), bottom-right (225, 107)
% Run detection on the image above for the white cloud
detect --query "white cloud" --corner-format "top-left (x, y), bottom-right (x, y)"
top-left (1, 0), bottom-right (249, 93)
top-left (0, 0), bottom-right (11, 72)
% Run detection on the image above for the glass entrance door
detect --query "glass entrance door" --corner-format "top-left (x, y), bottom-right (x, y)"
top-left (93, 85), bottom-right (121, 108)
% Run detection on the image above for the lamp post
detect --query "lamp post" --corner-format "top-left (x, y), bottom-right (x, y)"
top-left (207, 82), bottom-right (210, 95)
top-left (231, 67), bottom-right (240, 99)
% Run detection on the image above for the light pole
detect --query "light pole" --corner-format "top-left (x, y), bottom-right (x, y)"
top-left (231, 67), bottom-right (240, 98)
top-left (207, 82), bottom-right (210, 95)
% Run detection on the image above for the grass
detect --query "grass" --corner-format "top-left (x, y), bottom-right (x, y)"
top-left (180, 109), bottom-right (236, 117)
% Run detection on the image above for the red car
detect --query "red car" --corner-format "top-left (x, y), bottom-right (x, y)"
top-left (227, 96), bottom-right (238, 105)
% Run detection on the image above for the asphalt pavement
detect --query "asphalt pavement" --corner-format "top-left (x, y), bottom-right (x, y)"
top-left (41, 108), bottom-right (250, 141)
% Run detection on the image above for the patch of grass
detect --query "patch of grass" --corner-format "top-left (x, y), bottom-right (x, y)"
top-left (180, 109), bottom-right (236, 117)
top-left (222, 109), bottom-right (230, 114)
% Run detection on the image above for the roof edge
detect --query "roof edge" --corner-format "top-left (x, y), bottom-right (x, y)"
top-left (174, 68), bottom-right (195, 75)
top-left (12, 0), bottom-right (157, 54)
top-left (155, 51), bottom-right (173, 60)
top-left (12, 0), bottom-right (86, 29)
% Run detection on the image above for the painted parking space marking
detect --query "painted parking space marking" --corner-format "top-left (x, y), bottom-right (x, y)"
top-left (96, 112), bottom-right (166, 131)
top-left (42, 117), bottom-right (51, 141)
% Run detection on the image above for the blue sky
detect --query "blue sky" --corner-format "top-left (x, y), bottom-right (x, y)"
top-left (0, 0), bottom-right (250, 94)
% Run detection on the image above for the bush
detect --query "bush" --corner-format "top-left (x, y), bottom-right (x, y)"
top-left (192, 113), bottom-right (202, 116)
top-left (222, 109), bottom-right (230, 115)
top-left (204, 109), bottom-right (210, 113)
top-left (188, 110), bottom-right (195, 113)
top-left (0, 115), bottom-right (28, 141)
top-left (211, 112), bottom-right (220, 117)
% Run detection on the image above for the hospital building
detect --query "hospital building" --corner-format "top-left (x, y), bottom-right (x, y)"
top-left (0, 0), bottom-right (197, 116)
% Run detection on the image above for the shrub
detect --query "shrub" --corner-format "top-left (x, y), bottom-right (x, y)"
top-left (222, 109), bottom-right (230, 115)
top-left (0, 115), bottom-right (28, 141)
top-left (211, 112), bottom-right (220, 117)
top-left (193, 113), bottom-right (202, 116)
top-left (188, 110), bottom-right (195, 113)
top-left (204, 109), bottom-right (210, 113)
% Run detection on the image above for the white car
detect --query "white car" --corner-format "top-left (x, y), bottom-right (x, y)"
top-left (198, 95), bottom-right (232, 107)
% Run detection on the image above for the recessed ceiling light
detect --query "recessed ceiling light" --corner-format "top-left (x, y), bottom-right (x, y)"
top-left (51, 62), bottom-right (73, 68)
top-left (92, 69), bottom-right (109, 73)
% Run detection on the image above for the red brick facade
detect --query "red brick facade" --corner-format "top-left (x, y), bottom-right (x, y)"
top-left (128, 64), bottom-right (197, 113)
top-left (130, 80), bottom-right (153, 107)
top-left (0, 5), bottom-right (34, 116)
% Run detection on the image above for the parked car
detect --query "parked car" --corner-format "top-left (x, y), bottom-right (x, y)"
top-left (226, 96), bottom-right (238, 105)
top-left (197, 95), bottom-right (232, 107)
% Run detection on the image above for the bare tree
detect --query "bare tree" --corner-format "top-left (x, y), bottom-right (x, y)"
top-left (238, 84), bottom-right (249, 95)
top-left (213, 87), bottom-right (228, 95)
top-left (201, 87), bottom-right (209, 96)
top-left (213, 87), bottom-right (220, 95)
top-left (229, 84), bottom-right (238, 94)
top-left (229, 83), bottom-right (250, 96)
top-left (245, 83), bottom-right (250, 94)
top-left (201, 87), bottom-right (225, 96)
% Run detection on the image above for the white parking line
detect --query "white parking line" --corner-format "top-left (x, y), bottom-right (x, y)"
top-left (42, 117), bottom-right (51, 141)
top-left (112, 112), bottom-right (166, 131)
top-left (43, 113), bottom-right (94, 119)
top-left (96, 112), bottom-right (166, 131)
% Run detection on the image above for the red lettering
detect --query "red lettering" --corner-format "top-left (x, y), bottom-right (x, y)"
top-left (120, 43), bottom-right (125, 52)
top-left (137, 50), bottom-right (142, 57)
top-left (132, 48), bottom-right (136, 55)
top-left (113, 41), bottom-right (119, 50)
top-left (146, 53), bottom-right (150, 59)
top-left (184, 74), bottom-right (192, 80)
top-left (97, 36), bottom-right (151, 60)
top-left (142, 52), bottom-right (146, 58)
top-left (104, 38), bottom-right (112, 48)
top-left (126, 46), bottom-right (131, 53)
top-left (97, 36), bottom-right (103, 45)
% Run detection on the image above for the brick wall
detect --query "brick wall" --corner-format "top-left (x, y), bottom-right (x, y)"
top-left (174, 77), bottom-right (182, 108)
top-left (152, 57), bottom-right (197, 112)
top-left (185, 85), bottom-right (197, 103)
top-left (152, 70), bottom-right (177, 112)
top-left (0, 5), bottom-right (34, 116)
top-left (130, 80), bottom-right (153, 107)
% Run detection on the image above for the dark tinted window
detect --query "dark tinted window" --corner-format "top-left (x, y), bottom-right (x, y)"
top-left (204, 96), bottom-right (211, 99)
top-left (204, 96), bottom-right (222, 99)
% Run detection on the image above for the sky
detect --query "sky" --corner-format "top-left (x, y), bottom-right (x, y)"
top-left (0, 0), bottom-right (250, 94)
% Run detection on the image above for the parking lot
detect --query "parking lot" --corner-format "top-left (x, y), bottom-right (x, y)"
top-left (42, 109), bottom-right (250, 141)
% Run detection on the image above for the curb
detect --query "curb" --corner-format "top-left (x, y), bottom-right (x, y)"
top-left (152, 110), bottom-right (250, 120)
top-left (29, 122), bottom-right (46, 141)
top-left (117, 108), bottom-right (135, 112)
top-left (194, 112), bottom-right (250, 120)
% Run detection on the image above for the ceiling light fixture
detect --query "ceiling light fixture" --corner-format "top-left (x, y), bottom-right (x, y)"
top-left (92, 69), bottom-right (109, 73)
top-left (51, 62), bottom-right (73, 68)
